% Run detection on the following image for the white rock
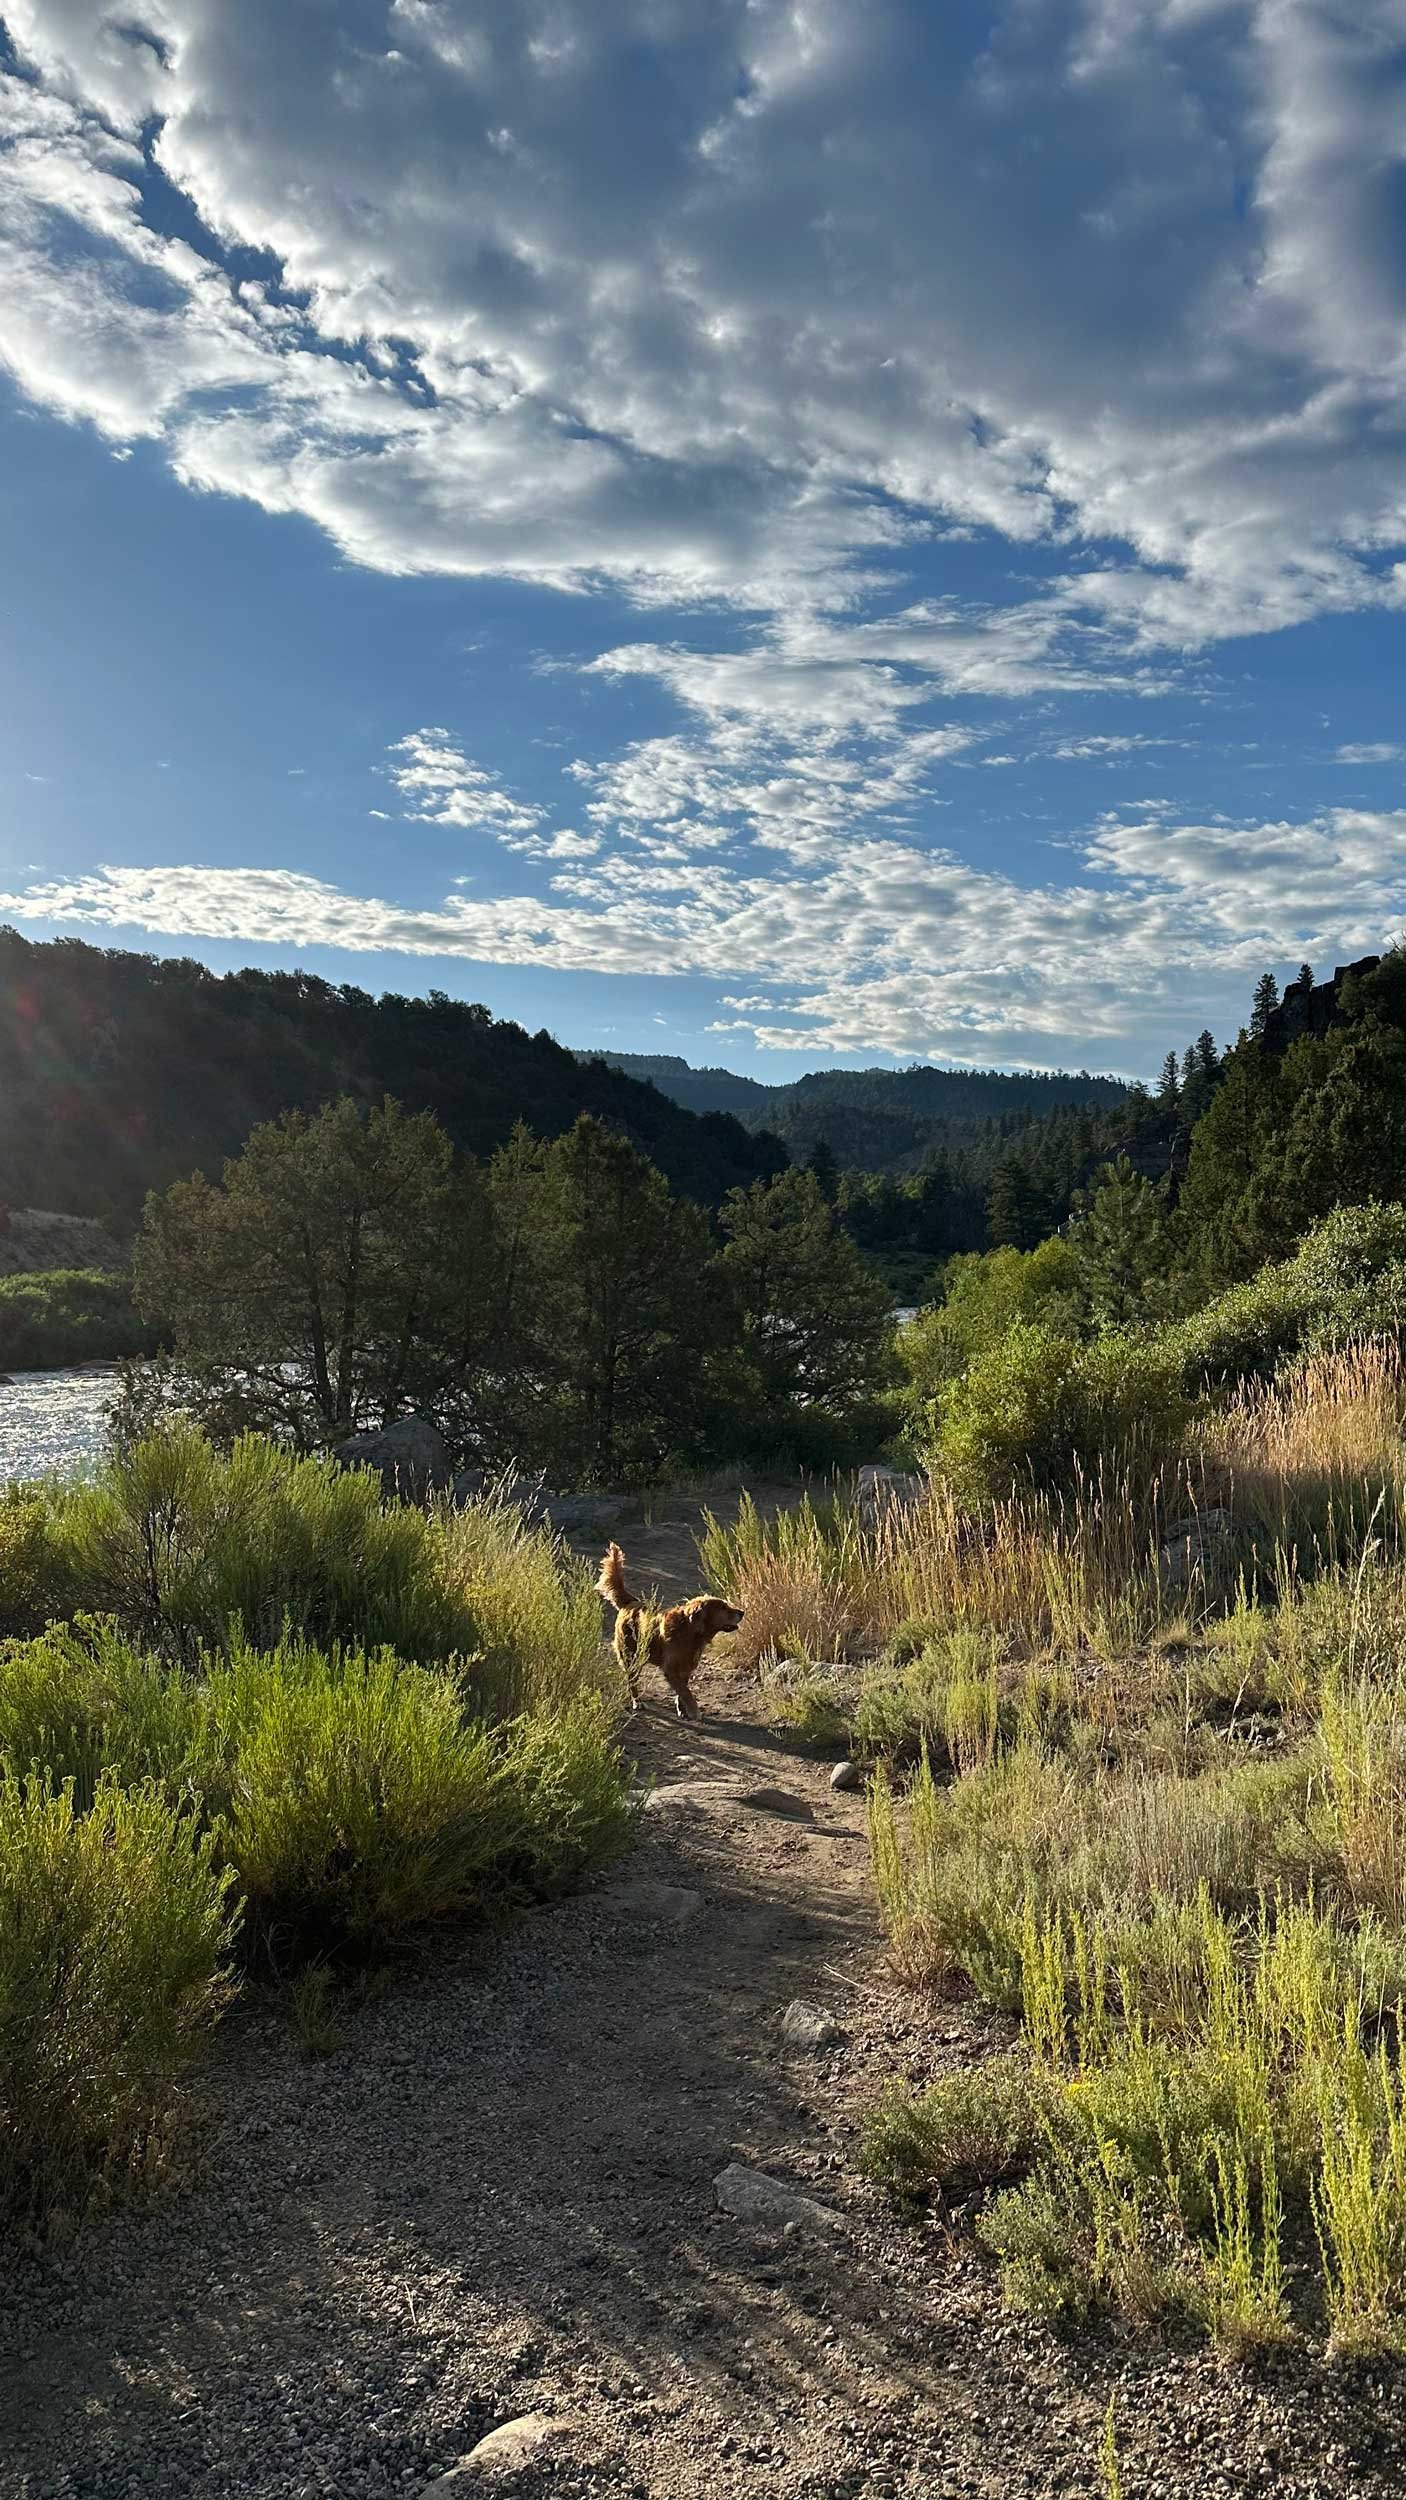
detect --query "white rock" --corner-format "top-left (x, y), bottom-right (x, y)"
top-left (781, 1999), bottom-right (842, 2050)
top-left (713, 2162), bottom-right (844, 2234)
top-left (829, 1758), bottom-right (862, 1792)
top-left (420, 2414), bottom-right (581, 2489)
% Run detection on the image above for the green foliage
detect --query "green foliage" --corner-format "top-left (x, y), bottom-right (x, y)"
top-left (55, 1427), bottom-right (476, 1661)
top-left (0, 1623), bottom-right (632, 1963)
top-left (1067, 1156), bottom-right (1172, 1328)
top-left (202, 1639), bottom-right (514, 1955)
top-left (862, 2058), bottom-right (1054, 2202)
top-left (711, 1167), bottom-right (896, 1465)
top-left (0, 1772), bottom-right (236, 2227)
top-left (135, 1096), bottom-right (468, 1447)
top-left (481, 1117), bottom-right (718, 1482)
top-left (0, 1489), bottom-right (77, 1638)
top-left (0, 1269), bottom-right (155, 1371)
top-left (929, 1321), bottom-right (1186, 1503)
top-left (899, 1238), bottom-right (1083, 1409)
top-left (1165, 1201), bottom-right (1406, 1391)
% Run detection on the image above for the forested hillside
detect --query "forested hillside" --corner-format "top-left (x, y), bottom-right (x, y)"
top-left (592, 1049), bottom-right (1129, 1169)
top-left (0, 931), bottom-right (785, 1224)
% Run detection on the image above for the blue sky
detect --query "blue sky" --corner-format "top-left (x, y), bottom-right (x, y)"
top-left (2, 2), bottom-right (1405, 1080)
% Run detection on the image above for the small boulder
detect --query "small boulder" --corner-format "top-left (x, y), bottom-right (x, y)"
top-left (713, 2162), bottom-right (843, 2235)
top-left (450, 1466), bottom-right (487, 1506)
top-left (336, 1414), bottom-right (453, 1502)
top-left (781, 1999), bottom-right (842, 2050)
top-left (420, 2415), bottom-right (582, 2490)
top-left (829, 1758), bottom-right (862, 1793)
top-left (738, 1784), bottom-right (815, 1823)
top-left (1158, 1505), bottom-right (1237, 1592)
top-left (857, 1464), bottom-right (925, 1522)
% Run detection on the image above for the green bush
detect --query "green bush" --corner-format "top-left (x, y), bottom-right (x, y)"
top-left (0, 1619), bottom-right (203, 1813)
top-left (436, 1492), bottom-right (613, 1718)
top-left (0, 1623), bottom-right (633, 1963)
top-left (930, 1323), bottom-right (1186, 1504)
top-left (0, 1772), bottom-right (236, 2227)
top-left (899, 1239), bottom-right (1084, 1411)
top-left (56, 1429), bottom-right (477, 1661)
top-left (1166, 1203), bottom-right (1406, 1392)
top-left (0, 1268), bottom-right (156, 1372)
top-left (204, 1640), bottom-right (510, 1956)
top-left (0, 1490), bottom-right (77, 1639)
top-left (863, 2058), bottom-right (1054, 2203)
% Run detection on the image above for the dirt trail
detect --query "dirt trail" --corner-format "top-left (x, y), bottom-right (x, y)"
top-left (5, 1502), bottom-right (1405, 2499)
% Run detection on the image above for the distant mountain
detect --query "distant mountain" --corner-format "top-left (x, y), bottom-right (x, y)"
top-left (0, 932), bottom-right (787, 1224)
top-left (589, 1050), bottom-right (1130, 1173)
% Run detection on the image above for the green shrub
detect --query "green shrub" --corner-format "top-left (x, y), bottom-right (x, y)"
top-left (435, 1491), bottom-right (612, 1718)
top-left (1167, 1203), bottom-right (1406, 1392)
top-left (56, 1429), bottom-right (476, 1661)
top-left (931, 1323), bottom-right (1186, 1505)
top-left (0, 1623), bottom-right (634, 1966)
top-left (0, 1619), bottom-right (204, 1813)
top-left (0, 1489), bottom-right (76, 1638)
top-left (0, 1268), bottom-right (156, 1372)
top-left (203, 1640), bottom-right (510, 1956)
top-left (863, 2058), bottom-right (1055, 2202)
top-left (494, 1699), bottom-right (635, 1896)
top-left (0, 1773), bottom-right (236, 2227)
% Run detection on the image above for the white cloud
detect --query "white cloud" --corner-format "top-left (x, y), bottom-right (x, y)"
top-left (1336, 743), bottom-right (1404, 765)
top-left (6, 803), bottom-right (1405, 1069)
top-left (1, 0), bottom-right (1404, 658)
top-left (385, 728), bottom-right (543, 835)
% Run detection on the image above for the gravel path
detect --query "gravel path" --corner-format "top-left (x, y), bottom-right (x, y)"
top-left (7, 1515), bottom-right (1406, 2499)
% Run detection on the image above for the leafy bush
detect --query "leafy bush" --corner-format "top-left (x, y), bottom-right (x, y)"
top-left (899, 1240), bottom-right (1084, 1413)
top-left (0, 1773), bottom-right (236, 2227)
top-left (436, 1490), bottom-right (613, 1717)
top-left (1167, 1202), bottom-right (1406, 1392)
top-left (203, 1640), bottom-right (511, 1957)
top-left (0, 1490), bottom-right (77, 1638)
top-left (930, 1322), bottom-right (1186, 1504)
top-left (0, 1268), bottom-right (156, 1372)
top-left (54, 1429), bottom-right (477, 1661)
top-left (863, 2058), bottom-right (1054, 2202)
top-left (0, 1624), bottom-right (633, 1963)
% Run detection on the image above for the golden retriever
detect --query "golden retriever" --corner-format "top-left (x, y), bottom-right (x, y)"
top-left (595, 1541), bottom-right (744, 1721)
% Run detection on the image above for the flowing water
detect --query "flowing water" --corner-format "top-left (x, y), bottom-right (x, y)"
top-left (0, 1367), bottom-right (115, 1483)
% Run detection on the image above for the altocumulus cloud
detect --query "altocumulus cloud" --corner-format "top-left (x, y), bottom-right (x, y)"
top-left (6, 802), bottom-right (1406, 1067)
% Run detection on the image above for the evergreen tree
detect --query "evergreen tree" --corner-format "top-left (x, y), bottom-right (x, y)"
top-left (711, 1167), bottom-right (894, 1460)
top-left (484, 1116), bottom-right (714, 1482)
top-left (134, 1097), bottom-right (466, 1445)
top-left (987, 1152), bottom-right (1056, 1252)
top-left (1068, 1155), bottom-right (1170, 1327)
top-left (1157, 1052), bottom-right (1181, 1109)
top-left (1179, 1031), bottom-right (1221, 1125)
top-left (1249, 972), bottom-right (1280, 1038)
top-left (806, 1136), bottom-right (840, 1203)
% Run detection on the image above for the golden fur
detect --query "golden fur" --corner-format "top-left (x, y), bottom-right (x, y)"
top-left (595, 1541), bottom-right (744, 1721)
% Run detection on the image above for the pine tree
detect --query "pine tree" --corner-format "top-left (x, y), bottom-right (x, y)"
top-left (1249, 973), bottom-right (1280, 1038)
top-left (806, 1135), bottom-right (839, 1203)
top-left (1068, 1155), bottom-right (1170, 1327)
top-left (987, 1152), bottom-right (1055, 1252)
top-left (1157, 1051), bottom-right (1180, 1108)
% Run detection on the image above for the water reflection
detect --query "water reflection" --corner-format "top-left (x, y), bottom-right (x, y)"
top-left (0, 1368), bottom-right (115, 1483)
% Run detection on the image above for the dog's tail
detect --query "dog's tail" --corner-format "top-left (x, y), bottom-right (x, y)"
top-left (595, 1540), bottom-right (642, 1613)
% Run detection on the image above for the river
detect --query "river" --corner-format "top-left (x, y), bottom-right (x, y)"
top-left (0, 1367), bottom-right (115, 1484)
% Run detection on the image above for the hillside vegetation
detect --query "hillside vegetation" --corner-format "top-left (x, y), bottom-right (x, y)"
top-left (0, 930), bottom-right (784, 1224)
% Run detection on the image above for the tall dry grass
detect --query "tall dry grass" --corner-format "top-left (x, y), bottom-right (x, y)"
top-left (1202, 1341), bottom-right (1406, 1566)
top-left (701, 1469), bottom-right (1212, 1672)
